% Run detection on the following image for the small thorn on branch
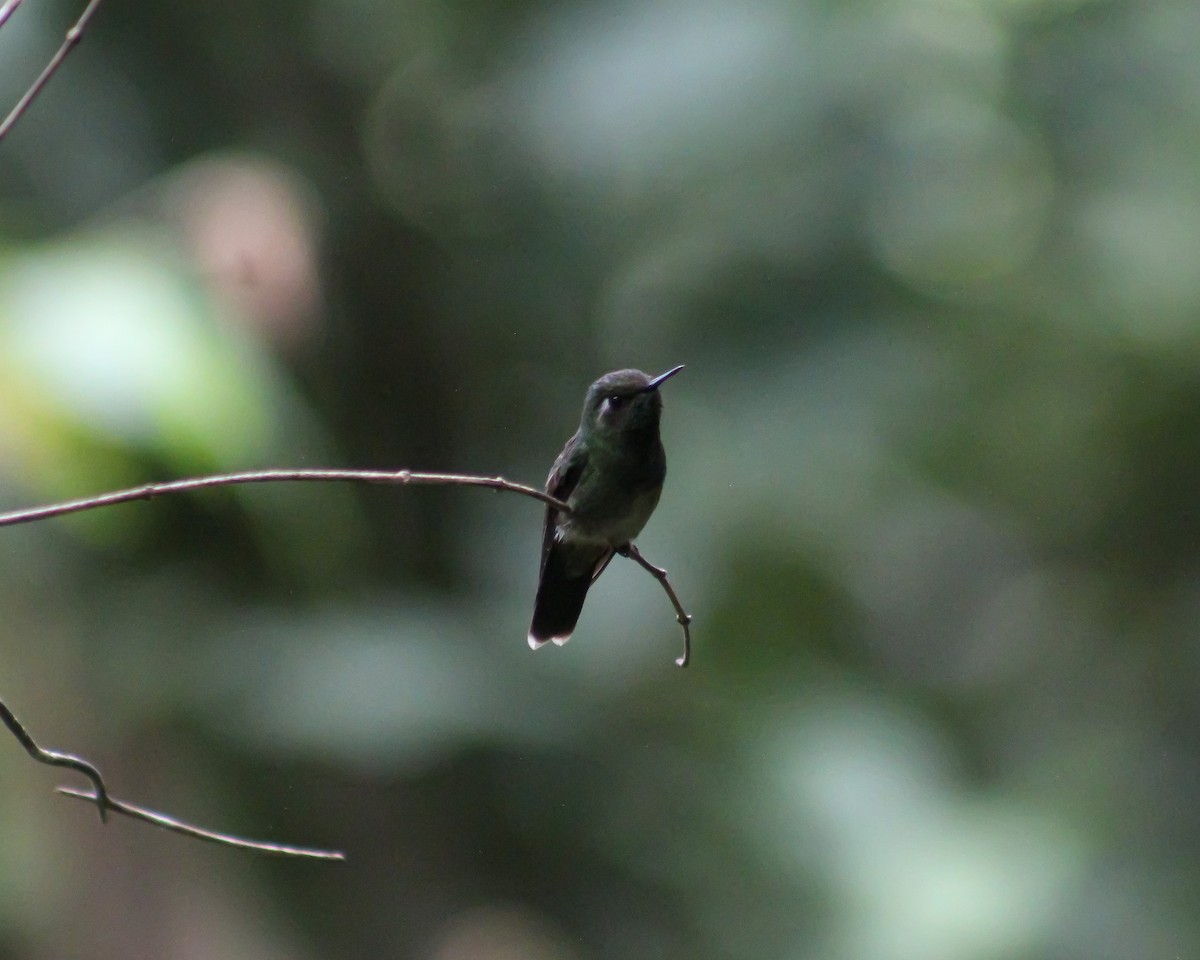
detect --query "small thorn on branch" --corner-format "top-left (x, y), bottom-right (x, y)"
top-left (0, 0), bottom-right (108, 144)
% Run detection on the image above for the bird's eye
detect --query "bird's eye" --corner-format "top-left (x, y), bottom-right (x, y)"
top-left (602, 394), bottom-right (628, 416)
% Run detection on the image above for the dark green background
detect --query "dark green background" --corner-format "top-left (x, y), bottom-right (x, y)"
top-left (2, 0), bottom-right (1200, 957)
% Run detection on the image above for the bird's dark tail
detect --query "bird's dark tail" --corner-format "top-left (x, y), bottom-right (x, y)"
top-left (528, 544), bottom-right (611, 648)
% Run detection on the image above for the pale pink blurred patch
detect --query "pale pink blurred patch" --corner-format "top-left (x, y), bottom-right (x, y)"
top-left (426, 905), bottom-right (579, 960)
top-left (171, 154), bottom-right (322, 348)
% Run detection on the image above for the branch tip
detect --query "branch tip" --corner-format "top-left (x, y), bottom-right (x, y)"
top-left (620, 543), bottom-right (694, 668)
top-left (55, 787), bottom-right (346, 860)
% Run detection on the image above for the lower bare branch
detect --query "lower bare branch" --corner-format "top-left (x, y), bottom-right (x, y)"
top-left (2, 695), bottom-right (344, 861)
top-left (0, 0), bottom-right (106, 144)
top-left (619, 543), bottom-right (693, 668)
top-left (0, 468), bottom-right (569, 529)
top-left (57, 787), bottom-right (345, 860)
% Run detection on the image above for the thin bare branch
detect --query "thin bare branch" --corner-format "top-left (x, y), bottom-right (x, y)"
top-left (56, 787), bottom-right (345, 860)
top-left (0, 697), bottom-right (110, 821)
top-left (0, 468), bottom-right (569, 528)
top-left (0, 0), bottom-right (107, 144)
top-left (620, 543), bottom-right (694, 668)
top-left (2, 694), bottom-right (344, 859)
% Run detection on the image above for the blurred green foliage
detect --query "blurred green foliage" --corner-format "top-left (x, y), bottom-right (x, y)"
top-left (3, 0), bottom-right (1200, 957)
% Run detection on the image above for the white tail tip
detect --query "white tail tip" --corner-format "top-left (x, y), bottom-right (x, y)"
top-left (528, 632), bottom-right (573, 649)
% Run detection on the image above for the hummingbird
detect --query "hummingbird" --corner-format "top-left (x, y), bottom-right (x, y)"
top-left (528, 365), bottom-right (684, 649)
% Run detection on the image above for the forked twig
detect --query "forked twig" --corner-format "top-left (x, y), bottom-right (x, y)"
top-left (619, 543), bottom-right (694, 668)
top-left (0, 697), bottom-right (111, 821)
top-left (1, 695), bottom-right (344, 860)
top-left (0, 0), bottom-right (107, 144)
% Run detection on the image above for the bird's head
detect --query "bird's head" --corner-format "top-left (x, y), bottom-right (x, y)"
top-left (580, 365), bottom-right (684, 438)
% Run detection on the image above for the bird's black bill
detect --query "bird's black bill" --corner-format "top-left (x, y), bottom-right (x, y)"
top-left (644, 364), bottom-right (685, 391)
